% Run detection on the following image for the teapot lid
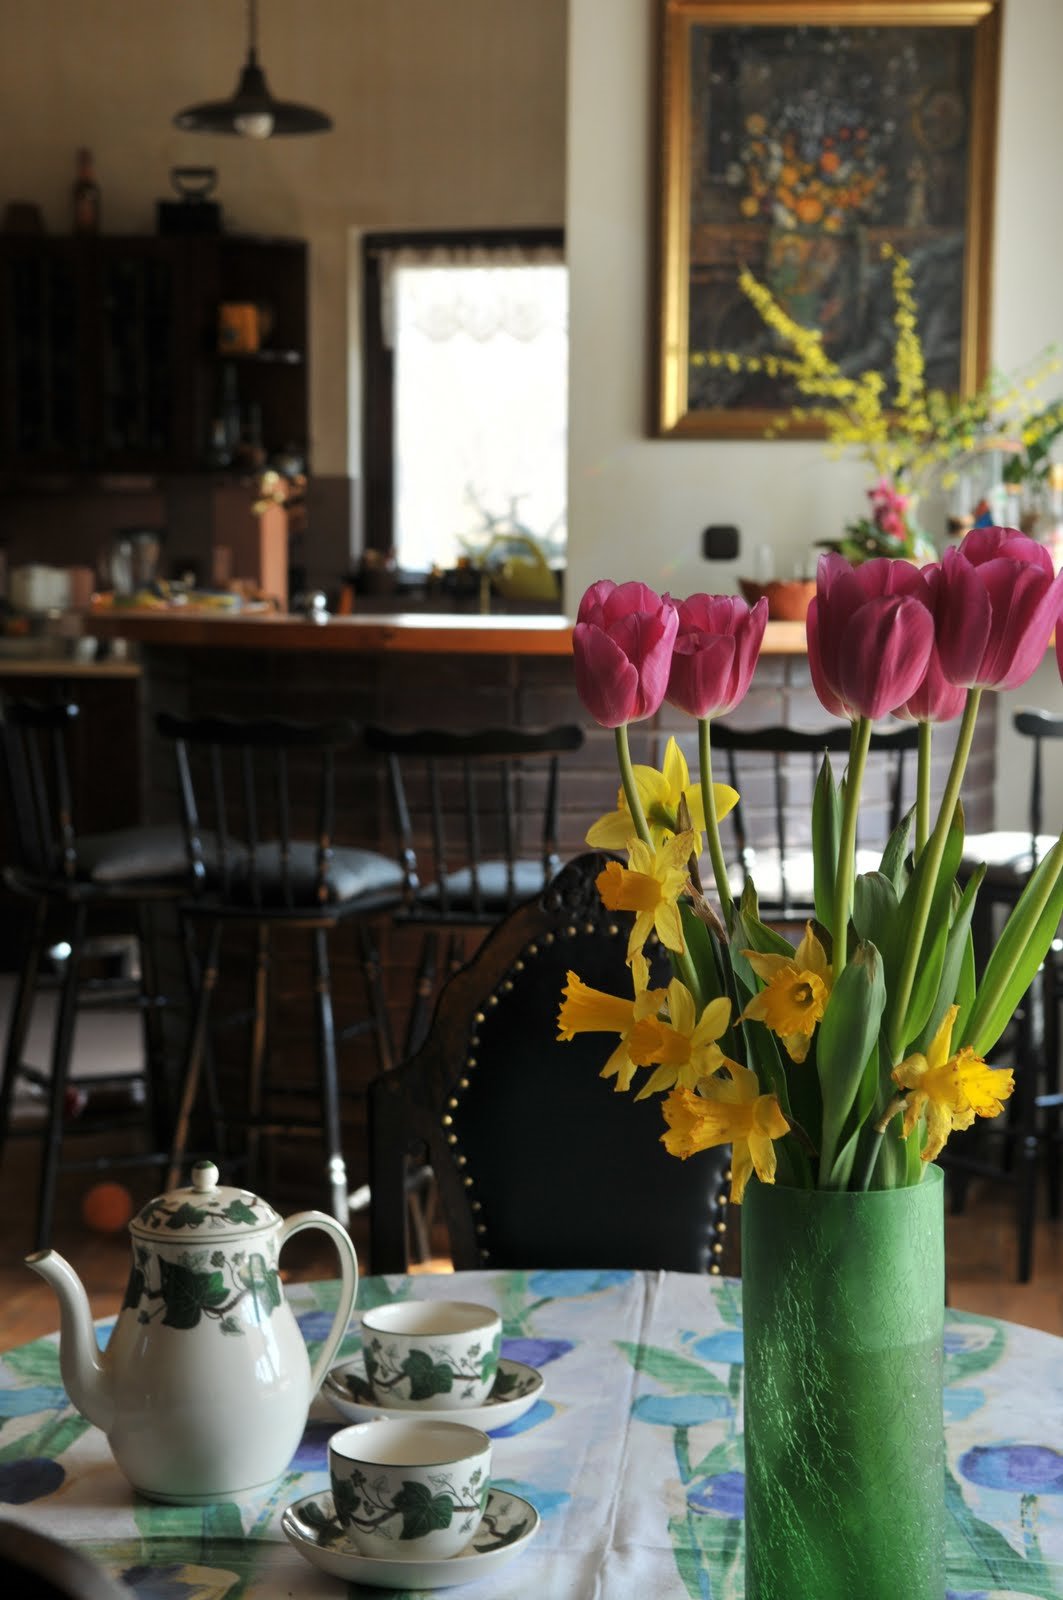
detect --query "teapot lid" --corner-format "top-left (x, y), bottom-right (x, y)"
top-left (130, 1160), bottom-right (281, 1241)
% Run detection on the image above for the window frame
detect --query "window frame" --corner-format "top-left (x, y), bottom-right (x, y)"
top-left (361, 227), bottom-right (565, 556)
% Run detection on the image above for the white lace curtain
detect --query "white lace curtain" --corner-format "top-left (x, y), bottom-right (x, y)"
top-left (377, 243), bottom-right (567, 349)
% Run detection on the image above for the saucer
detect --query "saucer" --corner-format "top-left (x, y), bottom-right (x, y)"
top-left (282, 1486), bottom-right (540, 1590)
top-left (324, 1355), bottom-right (544, 1432)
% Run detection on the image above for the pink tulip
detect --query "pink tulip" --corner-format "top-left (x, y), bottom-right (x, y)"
top-left (936, 526), bottom-right (1063, 691)
top-left (807, 554), bottom-right (935, 721)
top-left (573, 580), bottom-right (679, 727)
top-left (665, 593), bottom-right (769, 718)
top-left (891, 565), bottom-right (967, 724)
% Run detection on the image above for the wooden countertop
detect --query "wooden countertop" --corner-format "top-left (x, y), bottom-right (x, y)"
top-left (0, 655), bottom-right (141, 678)
top-left (86, 609), bottom-right (809, 656)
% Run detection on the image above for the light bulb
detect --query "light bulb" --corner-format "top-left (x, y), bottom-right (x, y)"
top-left (234, 111), bottom-right (274, 140)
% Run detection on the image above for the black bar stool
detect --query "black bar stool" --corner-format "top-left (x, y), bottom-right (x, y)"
top-left (362, 723), bottom-right (585, 1056)
top-left (0, 700), bottom-right (190, 1250)
top-left (156, 712), bottom-right (405, 1223)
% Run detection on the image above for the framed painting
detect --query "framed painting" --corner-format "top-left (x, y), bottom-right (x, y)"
top-left (656, 0), bottom-right (1002, 437)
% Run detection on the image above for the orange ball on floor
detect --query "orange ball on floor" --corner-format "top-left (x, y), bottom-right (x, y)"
top-left (81, 1182), bottom-right (134, 1234)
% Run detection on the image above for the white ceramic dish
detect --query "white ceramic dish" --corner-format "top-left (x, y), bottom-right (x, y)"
top-left (281, 1486), bottom-right (540, 1590)
top-left (324, 1355), bottom-right (544, 1432)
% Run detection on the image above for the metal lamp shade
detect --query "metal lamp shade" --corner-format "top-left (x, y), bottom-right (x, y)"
top-left (174, 57), bottom-right (332, 138)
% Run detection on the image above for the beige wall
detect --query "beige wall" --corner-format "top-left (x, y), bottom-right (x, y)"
top-left (2, 0), bottom-right (567, 476)
top-left (566, 0), bottom-right (1063, 827)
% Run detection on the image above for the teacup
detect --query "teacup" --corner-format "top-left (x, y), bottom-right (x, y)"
top-left (361, 1299), bottom-right (502, 1410)
top-left (328, 1418), bottom-right (492, 1559)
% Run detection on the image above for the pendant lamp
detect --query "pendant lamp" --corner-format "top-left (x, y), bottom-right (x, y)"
top-left (174, 0), bottom-right (332, 139)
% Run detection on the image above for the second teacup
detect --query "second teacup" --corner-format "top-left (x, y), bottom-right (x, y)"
top-left (328, 1418), bottom-right (491, 1560)
top-left (361, 1299), bottom-right (502, 1410)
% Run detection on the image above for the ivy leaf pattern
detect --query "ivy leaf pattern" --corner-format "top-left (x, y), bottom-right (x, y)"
top-left (402, 1349), bottom-right (455, 1400)
top-left (393, 1480), bottom-right (456, 1539)
top-left (223, 1199), bottom-right (258, 1226)
top-left (158, 1259), bottom-right (229, 1330)
top-left (121, 1268), bottom-right (145, 1312)
top-left (163, 1203), bottom-right (209, 1231)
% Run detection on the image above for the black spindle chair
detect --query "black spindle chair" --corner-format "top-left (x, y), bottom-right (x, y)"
top-left (362, 723), bottom-right (584, 1055)
top-left (0, 700), bottom-right (189, 1250)
top-left (156, 712), bottom-right (404, 1221)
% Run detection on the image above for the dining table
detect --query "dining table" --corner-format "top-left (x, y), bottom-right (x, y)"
top-left (1, 1267), bottom-right (1062, 1598)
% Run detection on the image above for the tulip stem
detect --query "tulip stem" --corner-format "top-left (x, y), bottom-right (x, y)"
top-left (832, 716), bottom-right (872, 987)
top-left (615, 723), bottom-right (703, 1006)
top-left (614, 725), bottom-right (652, 848)
top-left (698, 717), bottom-right (735, 933)
top-left (889, 686), bottom-right (982, 1057)
top-left (916, 721), bottom-right (932, 860)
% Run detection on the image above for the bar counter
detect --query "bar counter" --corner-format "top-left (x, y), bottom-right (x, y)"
top-left (88, 607), bottom-right (808, 656)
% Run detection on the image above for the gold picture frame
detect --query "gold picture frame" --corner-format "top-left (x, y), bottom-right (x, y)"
top-left (656, 0), bottom-right (1002, 437)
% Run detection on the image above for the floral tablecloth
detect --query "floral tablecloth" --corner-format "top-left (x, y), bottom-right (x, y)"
top-left (1, 1268), bottom-right (1061, 1598)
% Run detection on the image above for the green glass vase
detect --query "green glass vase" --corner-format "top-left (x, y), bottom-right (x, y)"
top-left (741, 1164), bottom-right (945, 1600)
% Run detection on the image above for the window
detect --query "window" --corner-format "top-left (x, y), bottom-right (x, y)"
top-left (362, 231), bottom-right (566, 577)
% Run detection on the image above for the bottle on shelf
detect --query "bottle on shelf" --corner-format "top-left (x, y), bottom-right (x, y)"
top-left (72, 148), bottom-right (100, 234)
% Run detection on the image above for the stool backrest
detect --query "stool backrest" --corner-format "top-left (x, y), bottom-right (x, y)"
top-left (156, 712), bottom-right (356, 910)
top-left (710, 722), bottom-right (919, 921)
top-left (0, 699), bottom-right (80, 884)
top-left (363, 723), bottom-right (584, 923)
top-left (1015, 709), bottom-right (1063, 848)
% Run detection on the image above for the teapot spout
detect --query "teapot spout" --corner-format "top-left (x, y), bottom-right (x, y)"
top-left (26, 1250), bottom-right (113, 1433)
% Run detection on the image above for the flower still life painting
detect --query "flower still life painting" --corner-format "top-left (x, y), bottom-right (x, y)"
top-left (657, 0), bottom-right (1002, 435)
top-left (559, 531), bottom-right (1063, 1597)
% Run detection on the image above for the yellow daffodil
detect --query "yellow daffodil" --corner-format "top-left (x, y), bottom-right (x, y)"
top-left (627, 982), bottom-right (732, 1100)
top-left (596, 831), bottom-right (694, 960)
top-left (891, 1005), bottom-right (1014, 1162)
top-left (556, 953), bottom-right (669, 1093)
top-left (740, 923), bottom-right (832, 1063)
top-left (585, 736), bottom-right (737, 851)
top-left (660, 1064), bottom-right (790, 1202)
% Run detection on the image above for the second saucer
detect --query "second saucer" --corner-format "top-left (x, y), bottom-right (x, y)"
top-left (324, 1355), bottom-right (544, 1432)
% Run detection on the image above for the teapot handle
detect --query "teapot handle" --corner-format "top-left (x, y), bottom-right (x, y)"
top-left (279, 1210), bottom-right (359, 1396)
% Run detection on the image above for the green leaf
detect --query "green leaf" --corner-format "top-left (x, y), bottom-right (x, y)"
top-left (614, 1341), bottom-right (727, 1396)
top-left (394, 1480), bottom-right (455, 1539)
top-left (811, 752), bottom-right (841, 932)
top-left (852, 872), bottom-right (899, 975)
top-left (914, 865), bottom-right (984, 1055)
top-left (735, 880), bottom-right (794, 958)
top-left (889, 799), bottom-right (965, 1052)
top-left (816, 941), bottom-right (886, 1181)
top-left (878, 806), bottom-right (914, 896)
top-left (223, 1199), bottom-right (259, 1226)
top-left (158, 1259), bottom-right (229, 1330)
top-left (953, 925), bottom-right (977, 1043)
top-left (163, 1202), bottom-right (209, 1230)
top-left (402, 1348), bottom-right (455, 1399)
top-left (219, 1315), bottom-right (243, 1336)
top-left (963, 836), bottom-right (1063, 1055)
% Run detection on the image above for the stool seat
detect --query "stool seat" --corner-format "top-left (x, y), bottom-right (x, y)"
top-left (401, 858), bottom-right (555, 921)
top-left (208, 842), bottom-right (404, 912)
top-left (961, 830), bottom-right (1058, 887)
top-left (52, 824), bottom-right (190, 887)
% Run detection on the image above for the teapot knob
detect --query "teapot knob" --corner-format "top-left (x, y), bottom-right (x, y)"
top-left (190, 1159), bottom-right (220, 1193)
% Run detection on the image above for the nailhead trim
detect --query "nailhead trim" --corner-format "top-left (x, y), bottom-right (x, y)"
top-left (438, 904), bottom-right (730, 1275)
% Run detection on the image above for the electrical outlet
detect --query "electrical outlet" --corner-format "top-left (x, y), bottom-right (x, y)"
top-left (702, 525), bottom-right (740, 560)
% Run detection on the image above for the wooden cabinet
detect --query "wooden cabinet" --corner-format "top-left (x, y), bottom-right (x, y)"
top-left (0, 235), bottom-right (308, 474)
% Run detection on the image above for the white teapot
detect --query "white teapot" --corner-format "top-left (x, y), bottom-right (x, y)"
top-left (27, 1159), bottom-right (358, 1503)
